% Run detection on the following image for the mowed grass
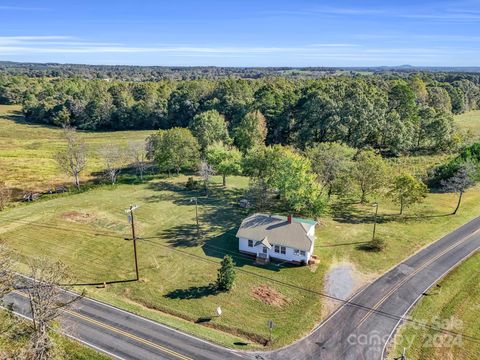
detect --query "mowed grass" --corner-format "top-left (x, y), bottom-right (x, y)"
top-left (455, 110), bottom-right (480, 140)
top-left (2, 106), bottom-right (480, 349)
top-left (387, 252), bottom-right (480, 360)
top-left (0, 175), bottom-right (326, 348)
top-left (2, 171), bottom-right (480, 349)
top-left (0, 104), bottom-right (153, 195)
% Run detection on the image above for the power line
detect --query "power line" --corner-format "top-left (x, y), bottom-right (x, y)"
top-left (2, 216), bottom-right (480, 343)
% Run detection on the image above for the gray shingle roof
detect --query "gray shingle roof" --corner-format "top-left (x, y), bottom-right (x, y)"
top-left (236, 213), bottom-right (316, 251)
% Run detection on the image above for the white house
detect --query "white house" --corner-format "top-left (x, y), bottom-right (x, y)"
top-left (236, 213), bottom-right (317, 265)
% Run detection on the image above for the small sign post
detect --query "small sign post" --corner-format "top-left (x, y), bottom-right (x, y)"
top-left (268, 320), bottom-right (275, 344)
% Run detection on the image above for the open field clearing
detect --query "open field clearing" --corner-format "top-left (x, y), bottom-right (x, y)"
top-left (0, 105), bottom-right (152, 195)
top-left (387, 252), bottom-right (480, 360)
top-left (455, 110), bottom-right (480, 141)
top-left (2, 171), bottom-right (480, 348)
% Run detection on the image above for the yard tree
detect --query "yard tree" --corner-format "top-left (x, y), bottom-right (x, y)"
top-left (198, 160), bottom-right (215, 193)
top-left (388, 173), bottom-right (427, 215)
top-left (353, 149), bottom-right (388, 203)
top-left (189, 110), bottom-right (230, 152)
top-left (153, 128), bottom-right (200, 175)
top-left (255, 146), bottom-right (325, 216)
top-left (305, 142), bottom-right (355, 199)
top-left (216, 255), bottom-right (236, 291)
top-left (0, 181), bottom-right (11, 211)
top-left (205, 144), bottom-right (242, 186)
top-left (128, 141), bottom-right (149, 181)
top-left (233, 110), bottom-right (267, 153)
top-left (441, 162), bottom-right (477, 215)
top-left (23, 258), bottom-right (82, 360)
top-left (54, 127), bottom-right (87, 190)
top-left (98, 144), bottom-right (127, 185)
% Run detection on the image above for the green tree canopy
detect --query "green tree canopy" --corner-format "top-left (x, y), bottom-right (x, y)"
top-left (353, 150), bottom-right (389, 203)
top-left (246, 145), bottom-right (325, 216)
top-left (388, 173), bottom-right (427, 214)
top-left (216, 255), bottom-right (236, 291)
top-left (153, 128), bottom-right (200, 175)
top-left (189, 110), bottom-right (230, 152)
top-left (233, 110), bottom-right (267, 153)
top-left (305, 142), bottom-right (355, 199)
top-left (205, 144), bottom-right (242, 186)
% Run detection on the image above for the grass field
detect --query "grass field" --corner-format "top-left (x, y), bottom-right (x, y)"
top-left (2, 105), bottom-right (480, 350)
top-left (387, 252), bottom-right (480, 360)
top-left (0, 104), bottom-right (152, 196)
top-left (0, 309), bottom-right (110, 359)
top-left (2, 172), bottom-right (480, 349)
top-left (455, 110), bottom-right (480, 141)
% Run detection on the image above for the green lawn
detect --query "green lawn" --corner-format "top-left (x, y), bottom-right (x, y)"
top-left (455, 110), bottom-right (480, 141)
top-left (2, 172), bottom-right (480, 349)
top-left (387, 252), bottom-right (480, 360)
top-left (2, 105), bottom-right (480, 350)
top-left (0, 104), bottom-right (153, 196)
top-left (0, 309), bottom-right (110, 359)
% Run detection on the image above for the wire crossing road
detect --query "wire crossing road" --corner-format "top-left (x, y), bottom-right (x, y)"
top-left (3, 216), bottom-right (480, 360)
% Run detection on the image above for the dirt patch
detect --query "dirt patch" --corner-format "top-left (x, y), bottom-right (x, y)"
top-left (251, 284), bottom-right (290, 308)
top-left (61, 211), bottom-right (93, 222)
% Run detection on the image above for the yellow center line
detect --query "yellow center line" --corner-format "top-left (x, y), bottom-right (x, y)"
top-left (356, 229), bottom-right (479, 327)
top-left (11, 290), bottom-right (192, 360)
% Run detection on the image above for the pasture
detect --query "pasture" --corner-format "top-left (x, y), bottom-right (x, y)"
top-left (0, 104), bottom-right (152, 195)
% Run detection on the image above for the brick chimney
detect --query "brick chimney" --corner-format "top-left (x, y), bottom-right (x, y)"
top-left (287, 214), bottom-right (293, 223)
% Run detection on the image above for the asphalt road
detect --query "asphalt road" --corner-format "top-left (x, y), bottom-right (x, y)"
top-left (3, 216), bottom-right (480, 360)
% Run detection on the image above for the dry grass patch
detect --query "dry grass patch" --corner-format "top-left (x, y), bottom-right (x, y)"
top-left (251, 284), bottom-right (290, 307)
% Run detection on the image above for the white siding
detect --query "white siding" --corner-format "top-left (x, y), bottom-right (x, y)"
top-left (239, 237), bottom-right (257, 254)
top-left (239, 237), bottom-right (310, 263)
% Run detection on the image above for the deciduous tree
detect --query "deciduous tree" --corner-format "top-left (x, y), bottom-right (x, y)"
top-left (54, 127), bottom-right (87, 190)
top-left (353, 150), bottom-right (388, 203)
top-left (441, 162), bottom-right (476, 215)
top-left (388, 173), bottom-right (427, 215)
top-left (233, 111), bottom-right (267, 153)
top-left (305, 142), bottom-right (355, 199)
top-left (153, 128), bottom-right (200, 175)
top-left (98, 144), bottom-right (127, 185)
top-left (205, 144), bottom-right (242, 186)
top-left (189, 110), bottom-right (230, 152)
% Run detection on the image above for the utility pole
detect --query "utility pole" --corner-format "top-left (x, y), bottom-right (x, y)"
top-left (372, 202), bottom-right (379, 241)
top-left (125, 205), bottom-right (140, 281)
top-left (401, 347), bottom-right (406, 360)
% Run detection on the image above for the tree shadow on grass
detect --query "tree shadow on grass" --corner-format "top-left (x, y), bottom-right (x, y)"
top-left (161, 223), bottom-right (205, 248)
top-left (164, 283), bottom-right (220, 300)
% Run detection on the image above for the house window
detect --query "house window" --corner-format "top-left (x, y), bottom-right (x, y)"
top-left (300, 250), bottom-right (306, 256)
top-left (248, 239), bottom-right (253, 247)
top-left (274, 245), bottom-right (280, 253)
top-left (293, 249), bottom-right (300, 255)
top-left (280, 246), bottom-right (286, 255)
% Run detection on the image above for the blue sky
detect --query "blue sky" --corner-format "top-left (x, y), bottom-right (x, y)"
top-left (0, 0), bottom-right (479, 66)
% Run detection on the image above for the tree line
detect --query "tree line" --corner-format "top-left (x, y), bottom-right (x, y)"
top-left (0, 73), bottom-right (479, 155)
